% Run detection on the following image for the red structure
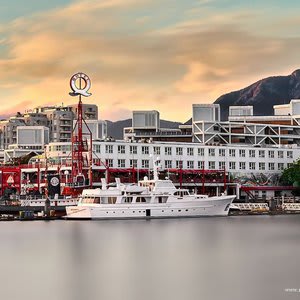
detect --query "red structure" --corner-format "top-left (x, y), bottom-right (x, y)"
top-left (0, 163), bottom-right (229, 197)
top-left (0, 166), bottom-right (21, 196)
top-left (71, 96), bottom-right (93, 187)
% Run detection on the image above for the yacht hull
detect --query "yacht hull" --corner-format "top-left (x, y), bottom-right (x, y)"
top-left (65, 195), bottom-right (235, 220)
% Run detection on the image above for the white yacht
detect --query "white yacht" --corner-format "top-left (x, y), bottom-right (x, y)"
top-left (65, 159), bottom-right (235, 220)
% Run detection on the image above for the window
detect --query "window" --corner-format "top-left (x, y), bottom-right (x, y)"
top-left (118, 159), bottom-right (125, 168)
top-left (268, 163), bottom-right (275, 171)
top-left (249, 162), bottom-right (255, 170)
top-left (105, 145), bottom-right (113, 154)
top-left (239, 162), bottom-right (246, 170)
top-left (259, 150), bottom-right (265, 158)
top-left (130, 145), bottom-right (137, 155)
top-left (229, 162), bottom-right (236, 170)
top-left (249, 150), bottom-right (255, 158)
top-left (187, 161), bottom-right (194, 169)
top-left (219, 149), bottom-right (225, 156)
top-left (278, 151), bottom-right (284, 159)
top-left (129, 159), bottom-right (137, 168)
top-left (198, 161), bottom-right (204, 169)
top-left (176, 147), bottom-right (183, 156)
top-left (208, 148), bottom-right (215, 157)
top-left (239, 149), bottom-right (245, 157)
top-left (124, 197), bottom-right (132, 203)
top-left (141, 160), bottom-right (149, 169)
top-left (153, 146), bottom-right (160, 155)
top-left (259, 162), bottom-right (265, 170)
top-left (176, 160), bottom-right (183, 168)
top-left (287, 163), bottom-right (293, 168)
top-left (136, 197), bottom-right (147, 203)
top-left (229, 161), bottom-right (235, 170)
top-left (229, 149), bottom-right (236, 157)
top-left (106, 159), bottom-right (113, 167)
top-left (287, 151), bottom-right (293, 159)
top-left (165, 147), bottom-right (172, 156)
top-left (187, 147), bottom-right (194, 156)
top-left (118, 145), bottom-right (125, 154)
top-left (268, 150), bottom-right (274, 158)
top-left (108, 197), bottom-right (117, 204)
top-left (219, 161), bottom-right (225, 170)
top-left (93, 144), bottom-right (101, 153)
top-left (278, 163), bottom-right (284, 170)
top-left (208, 161), bottom-right (215, 169)
top-left (165, 160), bottom-right (172, 169)
top-left (198, 148), bottom-right (204, 156)
top-left (142, 146), bottom-right (149, 155)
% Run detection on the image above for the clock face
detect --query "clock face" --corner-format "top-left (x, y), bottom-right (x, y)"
top-left (50, 177), bottom-right (59, 187)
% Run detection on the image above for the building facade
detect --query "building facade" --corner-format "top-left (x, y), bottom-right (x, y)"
top-left (124, 110), bottom-right (192, 142)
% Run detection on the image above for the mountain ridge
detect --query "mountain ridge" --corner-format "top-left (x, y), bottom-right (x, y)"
top-left (214, 69), bottom-right (300, 120)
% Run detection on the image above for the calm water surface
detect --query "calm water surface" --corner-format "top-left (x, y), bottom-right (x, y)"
top-left (0, 215), bottom-right (300, 300)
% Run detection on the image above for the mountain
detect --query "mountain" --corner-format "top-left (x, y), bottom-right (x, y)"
top-left (106, 119), bottom-right (182, 139)
top-left (214, 69), bottom-right (300, 120)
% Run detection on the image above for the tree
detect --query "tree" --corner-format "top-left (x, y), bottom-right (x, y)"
top-left (280, 159), bottom-right (300, 187)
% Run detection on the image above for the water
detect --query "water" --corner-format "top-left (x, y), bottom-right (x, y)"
top-left (0, 215), bottom-right (300, 300)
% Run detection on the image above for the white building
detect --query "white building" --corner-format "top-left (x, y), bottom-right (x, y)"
top-left (193, 101), bottom-right (300, 145)
top-left (46, 140), bottom-right (298, 176)
top-left (4, 126), bottom-right (49, 163)
top-left (124, 110), bottom-right (192, 142)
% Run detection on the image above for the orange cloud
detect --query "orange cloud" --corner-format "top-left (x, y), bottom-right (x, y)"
top-left (0, 0), bottom-right (299, 121)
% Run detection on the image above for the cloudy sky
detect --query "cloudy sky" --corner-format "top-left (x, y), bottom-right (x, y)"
top-left (0, 0), bottom-right (300, 121)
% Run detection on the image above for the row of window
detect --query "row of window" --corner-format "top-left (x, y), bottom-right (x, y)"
top-left (105, 158), bottom-right (291, 171)
top-left (94, 144), bottom-right (294, 159)
top-left (48, 143), bottom-right (295, 161)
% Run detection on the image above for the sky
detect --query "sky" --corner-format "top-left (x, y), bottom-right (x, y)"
top-left (0, 0), bottom-right (300, 121)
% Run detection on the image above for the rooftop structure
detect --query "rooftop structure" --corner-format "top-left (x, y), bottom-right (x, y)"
top-left (229, 106), bottom-right (253, 117)
top-left (124, 110), bottom-right (192, 142)
top-left (193, 104), bottom-right (220, 122)
top-left (194, 100), bottom-right (300, 146)
top-left (274, 99), bottom-right (300, 116)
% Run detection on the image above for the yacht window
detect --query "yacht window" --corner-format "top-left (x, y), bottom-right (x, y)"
top-left (157, 196), bottom-right (167, 203)
top-left (94, 197), bottom-right (100, 204)
top-left (136, 197), bottom-right (146, 203)
top-left (124, 197), bottom-right (133, 203)
top-left (82, 197), bottom-right (95, 204)
top-left (108, 197), bottom-right (117, 204)
top-left (174, 190), bottom-right (189, 197)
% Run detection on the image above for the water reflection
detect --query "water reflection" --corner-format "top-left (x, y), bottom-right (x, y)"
top-left (0, 215), bottom-right (299, 300)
